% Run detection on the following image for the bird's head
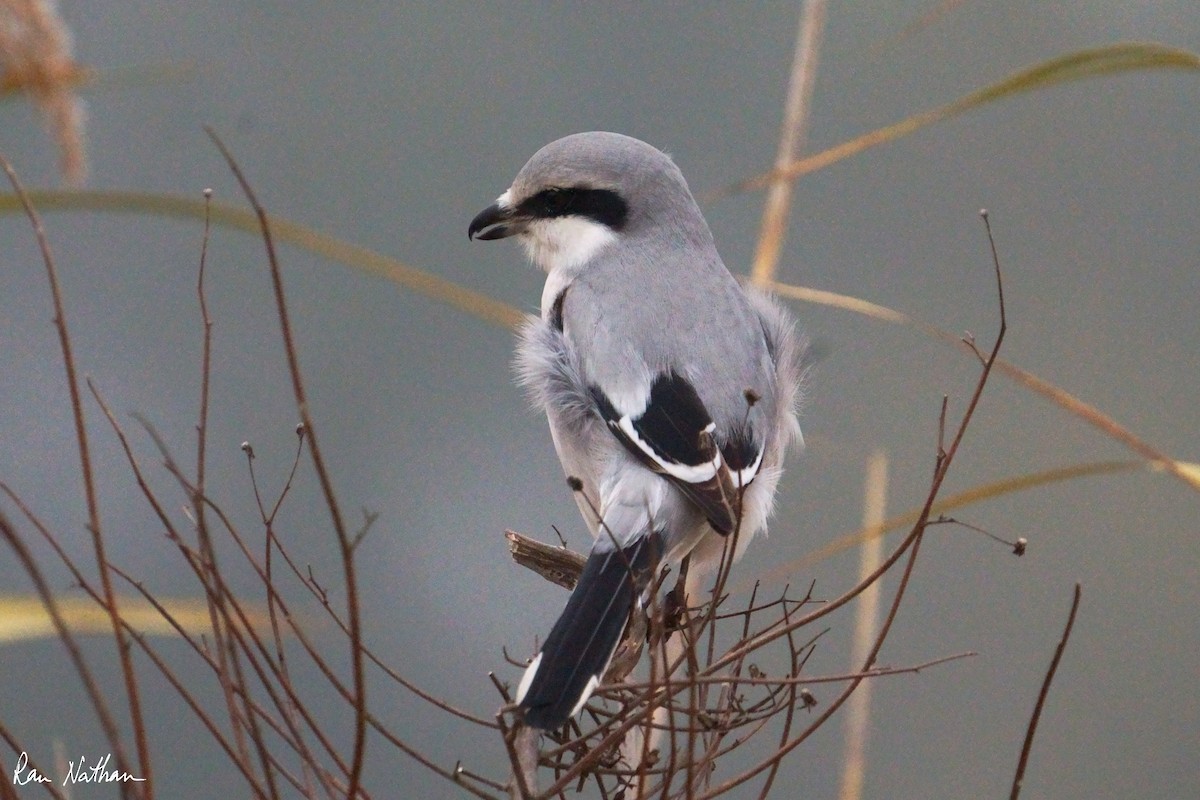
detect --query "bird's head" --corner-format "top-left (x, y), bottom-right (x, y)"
top-left (468, 131), bottom-right (699, 273)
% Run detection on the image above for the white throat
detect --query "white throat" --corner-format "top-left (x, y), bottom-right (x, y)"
top-left (521, 216), bottom-right (617, 275)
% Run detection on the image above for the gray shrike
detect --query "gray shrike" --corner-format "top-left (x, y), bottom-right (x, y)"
top-left (469, 131), bottom-right (803, 730)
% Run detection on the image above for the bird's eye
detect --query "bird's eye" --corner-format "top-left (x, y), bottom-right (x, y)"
top-left (542, 189), bottom-right (572, 215)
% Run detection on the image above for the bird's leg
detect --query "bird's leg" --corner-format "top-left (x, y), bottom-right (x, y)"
top-left (661, 555), bottom-right (691, 636)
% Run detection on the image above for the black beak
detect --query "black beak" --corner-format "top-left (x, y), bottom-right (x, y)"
top-left (468, 202), bottom-right (524, 241)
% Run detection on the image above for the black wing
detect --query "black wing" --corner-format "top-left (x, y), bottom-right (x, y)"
top-left (591, 372), bottom-right (755, 535)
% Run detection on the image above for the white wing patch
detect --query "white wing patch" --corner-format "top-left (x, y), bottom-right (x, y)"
top-left (617, 415), bottom-right (722, 484)
top-left (570, 674), bottom-right (602, 718)
top-left (515, 652), bottom-right (543, 705)
top-left (732, 448), bottom-right (764, 488)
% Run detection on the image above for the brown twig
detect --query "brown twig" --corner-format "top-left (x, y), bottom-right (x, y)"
top-left (105, 561), bottom-right (351, 800)
top-left (710, 212), bottom-right (1008, 678)
top-left (1009, 583), bottom-right (1082, 800)
top-left (611, 652), bottom-right (975, 694)
top-left (101, 565), bottom-right (276, 800)
top-left (190, 185), bottom-right (263, 794)
top-left (243, 422), bottom-right (317, 795)
top-left (245, 501), bottom-right (497, 729)
top-left (694, 211), bottom-right (1009, 799)
top-left (756, 595), bottom-right (800, 799)
top-left (106, 398), bottom-right (329, 795)
top-left (0, 154), bottom-right (152, 799)
top-left (87, 386), bottom-right (345, 798)
top-left (203, 126), bottom-right (368, 799)
top-left (497, 714), bottom-right (535, 800)
top-left (699, 519), bottom-right (929, 799)
top-left (0, 717), bottom-right (68, 800)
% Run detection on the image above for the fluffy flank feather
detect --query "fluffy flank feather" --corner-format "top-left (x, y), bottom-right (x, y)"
top-left (514, 314), bottom-right (595, 430)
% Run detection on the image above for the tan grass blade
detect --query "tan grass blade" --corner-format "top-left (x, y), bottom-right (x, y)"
top-left (0, 62), bottom-right (90, 95)
top-left (708, 42), bottom-right (1200, 201)
top-left (839, 450), bottom-right (888, 800)
top-left (769, 279), bottom-right (1200, 494)
top-left (0, 62), bottom-right (200, 98)
top-left (745, 459), bottom-right (1154, 589)
top-left (0, 190), bottom-right (527, 329)
top-left (869, 0), bottom-right (969, 56)
top-left (751, 0), bottom-right (826, 287)
top-left (0, 593), bottom-right (270, 644)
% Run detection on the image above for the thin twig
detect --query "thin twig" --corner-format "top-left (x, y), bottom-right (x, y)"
top-left (695, 210), bottom-right (1009, 800)
top-left (102, 555), bottom-right (340, 800)
top-left (0, 154), bottom-right (152, 799)
top-left (698, 519), bottom-right (928, 800)
top-left (710, 212), bottom-right (1008, 675)
top-left (204, 127), bottom-right (367, 799)
top-left (258, 510), bottom-right (498, 728)
top-left (610, 652), bottom-right (975, 693)
top-left (191, 186), bottom-right (262, 794)
top-left (88, 386), bottom-right (345, 798)
top-left (0, 721), bottom-right (68, 800)
top-left (106, 408), bottom-right (316, 797)
top-left (258, 424), bottom-right (317, 796)
top-left (0, 500), bottom-right (135, 797)
top-left (1009, 583), bottom-right (1082, 800)
top-left (455, 764), bottom-right (509, 794)
top-left (101, 566), bottom-right (275, 800)
top-left (756, 595), bottom-right (800, 800)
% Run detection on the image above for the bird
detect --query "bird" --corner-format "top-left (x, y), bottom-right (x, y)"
top-left (468, 131), bottom-right (803, 731)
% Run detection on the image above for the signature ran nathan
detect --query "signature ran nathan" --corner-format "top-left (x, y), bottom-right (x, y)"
top-left (13, 751), bottom-right (146, 787)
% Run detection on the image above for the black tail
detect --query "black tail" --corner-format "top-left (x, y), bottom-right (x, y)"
top-left (517, 532), bottom-right (661, 730)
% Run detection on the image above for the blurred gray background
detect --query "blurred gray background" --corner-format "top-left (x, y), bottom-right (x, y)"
top-left (1, 2), bottom-right (1197, 798)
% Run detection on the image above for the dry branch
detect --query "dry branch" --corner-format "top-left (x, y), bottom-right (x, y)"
top-left (505, 530), bottom-right (586, 591)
